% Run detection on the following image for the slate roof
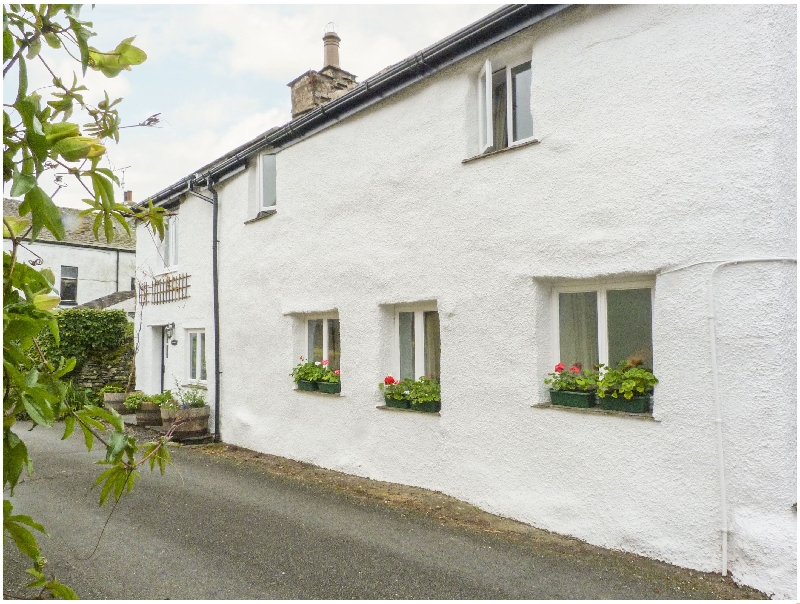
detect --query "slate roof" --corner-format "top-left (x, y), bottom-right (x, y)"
top-left (3, 198), bottom-right (136, 251)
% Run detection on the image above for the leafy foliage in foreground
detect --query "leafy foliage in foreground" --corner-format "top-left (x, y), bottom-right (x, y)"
top-left (3, 5), bottom-right (172, 599)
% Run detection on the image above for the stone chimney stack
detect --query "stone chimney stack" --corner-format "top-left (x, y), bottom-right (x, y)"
top-left (288, 23), bottom-right (358, 119)
top-left (124, 191), bottom-right (133, 203)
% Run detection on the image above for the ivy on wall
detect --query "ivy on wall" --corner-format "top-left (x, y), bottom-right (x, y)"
top-left (38, 309), bottom-right (132, 375)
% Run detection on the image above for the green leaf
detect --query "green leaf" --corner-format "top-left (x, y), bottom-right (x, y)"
top-left (78, 421), bottom-right (93, 452)
top-left (16, 54), bottom-right (27, 102)
top-left (3, 30), bottom-right (13, 61)
top-left (24, 186), bottom-right (64, 240)
top-left (10, 172), bottom-right (36, 197)
top-left (43, 31), bottom-right (61, 49)
top-left (25, 34), bottom-right (40, 59)
top-left (32, 292), bottom-right (60, 311)
top-left (46, 581), bottom-right (78, 600)
top-left (61, 415), bottom-right (75, 440)
top-left (2, 215), bottom-right (30, 237)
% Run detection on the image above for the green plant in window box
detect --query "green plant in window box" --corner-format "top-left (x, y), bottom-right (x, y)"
top-left (317, 365), bottom-right (341, 394)
top-left (160, 384), bottom-right (210, 435)
top-left (379, 376), bottom-right (412, 409)
top-left (543, 363), bottom-right (599, 408)
top-left (409, 376), bottom-right (441, 413)
top-left (596, 358), bottom-right (658, 414)
top-left (123, 392), bottom-right (151, 411)
top-left (291, 357), bottom-right (326, 391)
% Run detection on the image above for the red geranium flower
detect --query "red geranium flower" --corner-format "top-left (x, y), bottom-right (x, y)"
top-left (384, 376), bottom-right (396, 385)
top-left (334, 369), bottom-right (340, 375)
top-left (321, 359), bottom-right (329, 366)
top-left (554, 363), bottom-right (565, 373)
top-left (569, 365), bottom-right (580, 374)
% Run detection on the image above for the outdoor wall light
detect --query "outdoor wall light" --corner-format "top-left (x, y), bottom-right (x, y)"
top-left (164, 322), bottom-right (175, 340)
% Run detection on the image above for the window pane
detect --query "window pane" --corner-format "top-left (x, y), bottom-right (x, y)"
top-left (399, 312), bottom-right (415, 381)
top-left (607, 289), bottom-right (653, 368)
top-left (261, 154), bottom-right (277, 208)
top-left (61, 266), bottom-right (78, 279)
top-left (163, 222), bottom-right (171, 267)
top-left (511, 61), bottom-right (533, 141)
top-left (60, 278), bottom-right (77, 303)
top-left (308, 319), bottom-right (323, 362)
top-left (559, 292), bottom-right (599, 370)
top-left (491, 69), bottom-right (508, 150)
top-left (189, 333), bottom-right (197, 380)
top-left (200, 332), bottom-right (207, 381)
top-left (327, 319), bottom-right (340, 371)
top-left (423, 311), bottom-right (440, 382)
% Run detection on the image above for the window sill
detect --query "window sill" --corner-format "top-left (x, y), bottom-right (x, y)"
top-left (182, 383), bottom-right (208, 390)
top-left (59, 301), bottom-right (78, 306)
top-left (531, 403), bottom-right (660, 422)
top-left (461, 139), bottom-right (539, 164)
top-left (293, 389), bottom-right (342, 397)
top-left (376, 405), bottom-right (440, 417)
top-left (244, 208), bottom-right (277, 225)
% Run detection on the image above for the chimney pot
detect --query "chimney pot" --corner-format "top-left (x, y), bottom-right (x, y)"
top-left (123, 191), bottom-right (133, 203)
top-left (323, 25), bottom-right (341, 69)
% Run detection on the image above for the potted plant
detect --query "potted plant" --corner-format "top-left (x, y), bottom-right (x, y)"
top-left (317, 363), bottom-right (341, 394)
top-left (160, 386), bottom-right (210, 436)
top-left (543, 363), bottom-right (599, 408)
top-left (409, 376), bottom-right (441, 413)
top-left (379, 376), bottom-right (412, 409)
top-left (291, 357), bottom-right (325, 391)
top-left (596, 359), bottom-right (658, 413)
top-left (124, 392), bottom-right (161, 426)
top-left (101, 384), bottom-right (130, 415)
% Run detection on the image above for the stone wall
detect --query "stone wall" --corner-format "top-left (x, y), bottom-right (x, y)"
top-left (73, 343), bottom-right (135, 392)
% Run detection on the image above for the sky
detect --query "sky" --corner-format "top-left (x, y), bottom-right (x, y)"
top-left (4, 4), bottom-right (500, 208)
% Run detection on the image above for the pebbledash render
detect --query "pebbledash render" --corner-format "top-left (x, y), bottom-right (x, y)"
top-left (133, 5), bottom-right (796, 598)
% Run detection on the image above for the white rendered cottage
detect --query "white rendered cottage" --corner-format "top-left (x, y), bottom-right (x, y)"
top-left (134, 5), bottom-right (796, 598)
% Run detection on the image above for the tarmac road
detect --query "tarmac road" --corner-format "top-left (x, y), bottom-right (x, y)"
top-left (3, 423), bottom-right (764, 600)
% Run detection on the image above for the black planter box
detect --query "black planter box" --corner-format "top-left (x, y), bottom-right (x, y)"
top-left (410, 400), bottom-right (441, 413)
top-left (384, 396), bottom-right (410, 409)
top-left (597, 395), bottom-right (650, 413)
top-left (549, 390), bottom-right (596, 408)
top-left (297, 380), bottom-right (317, 392)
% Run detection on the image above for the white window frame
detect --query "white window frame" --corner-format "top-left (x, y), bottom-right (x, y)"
top-left (187, 329), bottom-right (207, 383)
top-left (257, 153), bottom-right (277, 210)
top-left (161, 215), bottom-right (178, 271)
top-left (393, 303), bottom-right (438, 381)
top-left (477, 55), bottom-right (536, 153)
top-left (551, 279), bottom-right (655, 369)
top-left (304, 314), bottom-right (339, 365)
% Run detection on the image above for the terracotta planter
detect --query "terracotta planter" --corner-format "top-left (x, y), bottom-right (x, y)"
top-left (549, 390), bottom-right (596, 408)
top-left (160, 405), bottom-right (210, 436)
top-left (136, 401), bottom-right (162, 426)
top-left (104, 392), bottom-right (132, 415)
top-left (317, 381), bottom-right (341, 394)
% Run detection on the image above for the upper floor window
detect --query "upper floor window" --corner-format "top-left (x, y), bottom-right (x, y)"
top-left (478, 59), bottom-right (534, 154)
top-left (258, 153), bottom-right (277, 210)
top-left (60, 265), bottom-right (78, 305)
top-left (396, 307), bottom-right (440, 382)
top-left (554, 282), bottom-right (654, 371)
top-left (161, 216), bottom-right (178, 270)
top-left (307, 316), bottom-right (340, 370)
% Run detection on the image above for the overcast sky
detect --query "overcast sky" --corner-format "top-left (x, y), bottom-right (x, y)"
top-left (4, 4), bottom-right (500, 208)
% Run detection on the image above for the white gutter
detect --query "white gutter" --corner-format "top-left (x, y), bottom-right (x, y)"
top-left (659, 256), bottom-right (796, 575)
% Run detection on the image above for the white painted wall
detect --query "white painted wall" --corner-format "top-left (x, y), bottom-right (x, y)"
top-left (133, 195), bottom-right (215, 428)
top-left (2, 239), bottom-right (136, 309)
top-left (138, 5), bottom-right (796, 598)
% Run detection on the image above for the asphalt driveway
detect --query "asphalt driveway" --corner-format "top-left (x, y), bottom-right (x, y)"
top-left (3, 424), bottom-right (764, 599)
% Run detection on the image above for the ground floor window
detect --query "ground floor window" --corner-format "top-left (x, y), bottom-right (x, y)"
top-left (188, 330), bottom-right (207, 382)
top-left (554, 282), bottom-right (653, 369)
top-left (307, 316), bottom-right (340, 370)
top-left (396, 308), bottom-right (440, 382)
top-left (60, 265), bottom-right (78, 305)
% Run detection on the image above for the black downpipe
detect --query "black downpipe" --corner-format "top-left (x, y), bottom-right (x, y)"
top-left (208, 178), bottom-right (221, 442)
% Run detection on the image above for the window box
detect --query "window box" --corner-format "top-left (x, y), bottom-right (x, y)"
top-left (384, 395), bottom-right (410, 409)
top-left (297, 379), bottom-right (317, 392)
top-left (317, 381), bottom-right (341, 394)
top-left (549, 390), bottom-right (596, 409)
top-left (410, 400), bottom-right (441, 414)
top-left (597, 395), bottom-right (651, 414)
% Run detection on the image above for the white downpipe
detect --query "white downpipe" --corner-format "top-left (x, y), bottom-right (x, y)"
top-left (660, 256), bottom-right (796, 576)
